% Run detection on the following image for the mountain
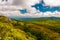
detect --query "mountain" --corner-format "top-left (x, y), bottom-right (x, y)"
top-left (0, 16), bottom-right (60, 40)
top-left (11, 17), bottom-right (60, 21)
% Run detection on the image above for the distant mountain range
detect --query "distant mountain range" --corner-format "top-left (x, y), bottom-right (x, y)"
top-left (10, 17), bottom-right (60, 21)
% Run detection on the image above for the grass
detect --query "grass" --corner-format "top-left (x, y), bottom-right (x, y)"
top-left (0, 16), bottom-right (60, 40)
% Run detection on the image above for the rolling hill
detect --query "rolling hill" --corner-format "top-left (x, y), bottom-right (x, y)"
top-left (0, 16), bottom-right (60, 40)
top-left (11, 17), bottom-right (60, 21)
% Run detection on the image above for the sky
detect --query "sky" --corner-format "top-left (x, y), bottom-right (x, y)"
top-left (19, 0), bottom-right (60, 17)
top-left (0, 0), bottom-right (60, 17)
top-left (20, 0), bottom-right (60, 14)
top-left (33, 0), bottom-right (60, 12)
top-left (20, 0), bottom-right (60, 13)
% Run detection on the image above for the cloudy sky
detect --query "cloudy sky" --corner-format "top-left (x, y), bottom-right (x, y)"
top-left (0, 0), bottom-right (60, 17)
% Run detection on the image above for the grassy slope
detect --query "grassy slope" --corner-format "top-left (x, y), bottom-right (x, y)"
top-left (0, 16), bottom-right (60, 40)
top-left (17, 20), bottom-right (60, 40)
top-left (0, 16), bottom-right (36, 40)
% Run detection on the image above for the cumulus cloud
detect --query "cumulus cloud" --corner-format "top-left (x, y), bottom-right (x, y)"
top-left (44, 0), bottom-right (60, 6)
top-left (0, 0), bottom-right (41, 17)
top-left (20, 0), bottom-right (41, 14)
top-left (0, 11), bottom-right (23, 16)
top-left (18, 0), bottom-right (60, 17)
top-left (17, 11), bottom-right (60, 18)
top-left (0, 0), bottom-right (60, 18)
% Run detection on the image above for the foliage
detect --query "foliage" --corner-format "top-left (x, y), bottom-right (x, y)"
top-left (0, 16), bottom-right (60, 40)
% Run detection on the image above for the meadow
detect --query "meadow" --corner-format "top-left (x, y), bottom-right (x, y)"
top-left (0, 16), bottom-right (60, 40)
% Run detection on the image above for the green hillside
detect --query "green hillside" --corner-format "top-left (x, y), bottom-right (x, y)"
top-left (0, 16), bottom-right (60, 40)
top-left (0, 16), bottom-right (36, 40)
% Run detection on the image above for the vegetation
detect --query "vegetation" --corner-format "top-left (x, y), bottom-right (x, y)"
top-left (0, 16), bottom-right (60, 40)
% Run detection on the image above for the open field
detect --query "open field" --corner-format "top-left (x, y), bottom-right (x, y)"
top-left (0, 16), bottom-right (60, 40)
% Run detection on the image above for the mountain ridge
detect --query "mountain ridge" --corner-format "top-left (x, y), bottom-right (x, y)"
top-left (11, 17), bottom-right (60, 21)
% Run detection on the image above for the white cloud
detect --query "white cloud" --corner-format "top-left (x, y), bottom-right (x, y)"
top-left (0, 11), bottom-right (22, 16)
top-left (22, 0), bottom-right (40, 6)
top-left (21, 0), bottom-right (41, 14)
top-left (19, 11), bottom-right (60, 18)
top-left (19, 0), bottom-right (60, 18)
top-left (0, 0), bottom-right (41, 17)
top-left (0, 0), bottom-right (60, 18)
top-left (44, 0), bottom-right (60, 6)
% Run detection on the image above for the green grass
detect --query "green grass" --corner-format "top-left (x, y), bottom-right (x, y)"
top-left (0, 16), bottom-right (60, 40)
top-left (27, 20), bottom-right (60, 33)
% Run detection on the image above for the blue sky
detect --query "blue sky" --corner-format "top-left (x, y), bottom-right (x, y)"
top-left (20, 0), bottom-right (60, 14)
top-left (16, 0), bottom-right (60, 17)
top-left (32, 0), bottom-right (60, 12)
top-left (20, 9), bottom-right (27, 14)
top-left (1, 0), bottom-right (60, 17)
